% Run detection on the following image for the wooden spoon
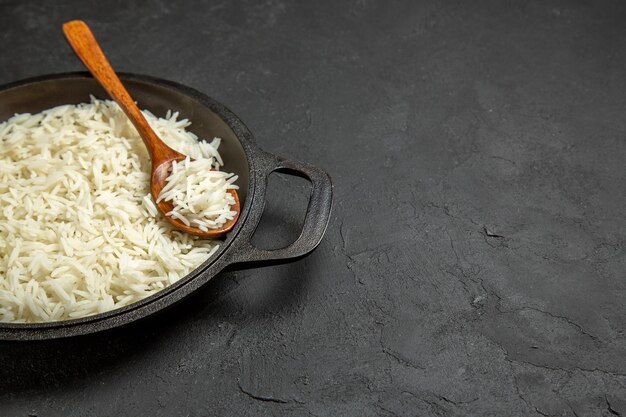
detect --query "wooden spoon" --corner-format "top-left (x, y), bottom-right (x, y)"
top-left (62, 20), bottom-right (239, 237)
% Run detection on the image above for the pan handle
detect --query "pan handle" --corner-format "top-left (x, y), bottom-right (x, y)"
top-left (226, 151), bottom-right (332, 266)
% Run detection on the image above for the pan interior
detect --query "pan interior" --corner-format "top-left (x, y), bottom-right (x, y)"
top-left (0, 75), bottom-right (253, 332)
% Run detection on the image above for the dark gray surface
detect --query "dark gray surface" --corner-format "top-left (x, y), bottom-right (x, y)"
top-left (0, 0), bottom-right (624, 416)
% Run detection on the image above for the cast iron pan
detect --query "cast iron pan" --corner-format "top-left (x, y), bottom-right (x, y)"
top-left (0, 72), bottom-right (333, 341)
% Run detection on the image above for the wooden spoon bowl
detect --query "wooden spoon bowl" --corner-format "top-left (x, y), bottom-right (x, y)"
top-left (63, 20), bottom-right (240, 238)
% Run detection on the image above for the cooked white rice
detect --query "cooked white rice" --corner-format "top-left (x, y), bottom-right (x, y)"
top-left (158, 156), bottom-right (238, 231)
top-left (0, 97), bottom-right (235, 323)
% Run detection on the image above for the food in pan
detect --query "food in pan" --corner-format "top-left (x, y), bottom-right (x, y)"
top-left (0, 97), bottom-right (237, 323)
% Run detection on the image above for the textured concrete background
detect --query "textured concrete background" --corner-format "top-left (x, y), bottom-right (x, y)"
top-left (0, 0), bottom-right (625, 416)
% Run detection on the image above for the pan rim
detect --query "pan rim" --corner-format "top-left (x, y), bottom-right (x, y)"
top-left (0, 72), bottom-right (259, 336)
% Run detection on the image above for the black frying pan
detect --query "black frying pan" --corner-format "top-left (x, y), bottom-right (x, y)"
top-left (0, 73), bottom-right (332, 341)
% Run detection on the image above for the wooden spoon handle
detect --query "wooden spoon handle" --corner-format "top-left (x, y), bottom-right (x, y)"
top-left (62, 20), bottom-right (177, 161)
